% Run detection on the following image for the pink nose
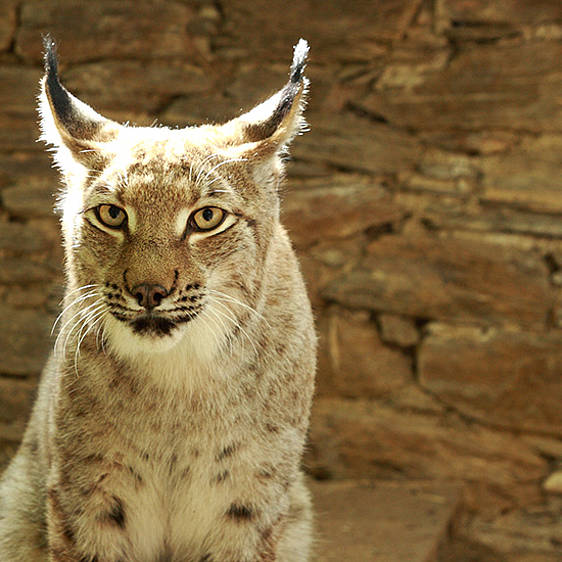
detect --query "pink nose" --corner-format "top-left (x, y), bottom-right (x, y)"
top-left (131, 284), bottom-right (168, 309)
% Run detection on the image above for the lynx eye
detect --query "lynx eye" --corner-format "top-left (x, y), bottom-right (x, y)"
top-left (95, 204), bottom-right (127, 229)
top-left (191, 207), bottom-right (226, 232)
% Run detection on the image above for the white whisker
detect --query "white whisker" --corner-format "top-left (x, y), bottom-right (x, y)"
top-left (209, 299), bottom-right (257, 356)
top-left (207, 289), bottom-right (270, 328)
top-left (194, 153), bottom-right (222, 186)
top-left (198, 158), bottom-right (248, 188)
top-left (52, 288), bottom-right (101, 335)
top-left (73, 307), bottom-right (107, 376)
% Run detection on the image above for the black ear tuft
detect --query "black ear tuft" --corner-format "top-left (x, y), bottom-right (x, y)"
top-left (42, 33), bottom-right (58, 77)
top-left (42, 34), bottom-right (74, 126)
top-left (289, 38), bottom-right (309, 84)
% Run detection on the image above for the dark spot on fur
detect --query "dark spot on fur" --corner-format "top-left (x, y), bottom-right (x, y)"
top-left (131, 315), bottom-right (177, 336)
top-left (261, 526), bottom-right (273, 541)
top-left (215, 470), bottom-right (229, 484)
top-left (200, 555), bottom-right (213, 562)
top-left (83, 453), bottom-right (105, 464)
top-left (257, 465), bottom-right (277, 480)
top-left (168, 453), bottom-right (178, 474)
top-left (103, 496), bottom-right (125, 528)
top-left (62, 521), bottom-right (75, 543)
top-left (245, 217), bottom-right (258, 230)
top-left (226, 503), bottom-right (254, 522)
top-left (127, 465), bottom-right (143, 485)
top-left (180, 466), bottom-right (191, 479)
top-left (216, 443), bottom-right (238, 462)
top-left (265, 423), bottom-right (280, 434)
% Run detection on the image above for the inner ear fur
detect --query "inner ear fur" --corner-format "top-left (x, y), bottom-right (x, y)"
top-left (39, 35), bottom-right (120, 169)
top-left (220, 39), bottom-right (310, 158)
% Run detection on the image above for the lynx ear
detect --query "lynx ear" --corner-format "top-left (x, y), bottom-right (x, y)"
top-left (221, 39), bottom-right (310, 161)
top-left (38, 35), bottom-right (120, 170)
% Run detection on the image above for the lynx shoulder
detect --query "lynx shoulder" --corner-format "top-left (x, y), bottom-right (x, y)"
top-left (0, 37), bottom-right (316, 562)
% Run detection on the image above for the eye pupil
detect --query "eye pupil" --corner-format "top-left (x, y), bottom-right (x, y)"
top-left (202, 208), bottom-right (214, 222)
top-left (109, 206), bottom-right (120, 219)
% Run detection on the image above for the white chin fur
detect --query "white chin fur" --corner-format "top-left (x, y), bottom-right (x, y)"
top-left (103, 314), bottom-right (222, 369)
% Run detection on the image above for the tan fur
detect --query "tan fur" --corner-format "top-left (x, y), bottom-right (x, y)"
top-left (0, 39), bottom-right (316, 561)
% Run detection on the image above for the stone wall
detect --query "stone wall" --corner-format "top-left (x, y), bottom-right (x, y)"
top-left (0, 1), bottom-right (561, 558)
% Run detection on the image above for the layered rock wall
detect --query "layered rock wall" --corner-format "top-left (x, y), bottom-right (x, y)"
top-left (0, 1), bottom-right (561, 557)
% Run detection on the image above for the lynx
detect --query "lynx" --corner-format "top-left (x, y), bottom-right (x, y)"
top-left (0, 36), bottom-right (316, 561)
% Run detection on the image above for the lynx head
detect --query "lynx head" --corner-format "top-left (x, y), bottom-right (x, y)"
top-left (39, 35), bottom-right (309, 361)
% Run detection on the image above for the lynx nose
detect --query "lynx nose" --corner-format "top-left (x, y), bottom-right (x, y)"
top-left (132, 284), bottom-right (168, 310)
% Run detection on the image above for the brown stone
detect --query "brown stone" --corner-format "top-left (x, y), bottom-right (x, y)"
top-left (160, 92), bottom-right (242, 128)
top-left (543, 471), bottom-right (562, 494)
top-left (0, 0), bottom-right (17, 51)
top-left (360, 42), bottom-right (562, 132)
top-left (378, 314), bottom-right (419, 347)
top-left (0, 441), bottom-right (18, 471)
top-left (297, 238), bottom-right (364, 310)
top-left (2, 181), bottom-right (56, 218)
top-left (419, 325), bottom-right (562, 436)
top-left (293, 112), bottom-right (421, 175)
top-left (16, 1), bottom-right (198, 63)
top-left (468, 504), bottom-right (562, 555)
top-left (0, 221), bottom-right (49, 253)
top-left (0, 377), bottom-right (36, 427)
top-left (0, 153), bottom-right (53, 190)
top-left (437, 0), bottom-right (562, 29)
top-left (282, 177), bottom-right (405, 249)
top-left (316, 307), bottom-right (412, 399)
top-left (218, 0), bottom-right (416, 63)
top-left (418, 148), bottom-right (480, 181)
top-left (390, 384), bottom-right (446, 415)
top-left (399, 172), bottom-right (472, 196)
top-left (419, 130), bottom-right (519, 156)
top-left (522, 435), bottom-right (562, 460)
top-left (423, 203), bottom-right (562, 239)
top-left (480, 135), bottom-right (562, 214)
top-left (0, 258), bottom-right (57, 284)
top-left (322, 231), bottom-right (552, 329)
top-left (63, 60), bottom-right (213, 117)
top-left (311, 480), bottom-right (461, 562)
top-left (0, 66), bottom-right (43, 151)
top-left (0, 305), bottom-right (53, 376)
top-left (308, 398), bottom-right (546, 505)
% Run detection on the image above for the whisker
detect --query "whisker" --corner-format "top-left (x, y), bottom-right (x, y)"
top-left (52, 288), bottom-right (100, 335)
top-left (204, 306), bottom-right (234, 354)
top-left (198, 158), bottom-right (248, 188)
top-left (194, 153), bottom-right (222, 186)
top-left (73, 307), bottom-right (107, 375)
top-left (209, 299), bottom-right (257, 356)
top-left (56, 299), bottom-right (104, 358)
top-left (207, 289), bottom-right (270, 328)
top-left (200, 308), bottom-right (229, 354)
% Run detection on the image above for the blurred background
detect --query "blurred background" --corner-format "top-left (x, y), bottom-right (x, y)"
top-left (0, 1), bottom-right (561, 560)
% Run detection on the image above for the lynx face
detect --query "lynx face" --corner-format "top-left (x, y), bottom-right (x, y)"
top-left (41, 37), bottom-right (309, 361)
top-left (70, 135), bottom-right (272, 357)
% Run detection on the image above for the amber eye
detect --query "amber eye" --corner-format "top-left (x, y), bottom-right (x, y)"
top-left (95, 204), bottom-right (127, 229)
top-left (191, 207), bottom-right (225, 231)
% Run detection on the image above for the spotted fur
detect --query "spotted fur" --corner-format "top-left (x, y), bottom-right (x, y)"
top-left (0, 37), bottom-right (315, 561)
